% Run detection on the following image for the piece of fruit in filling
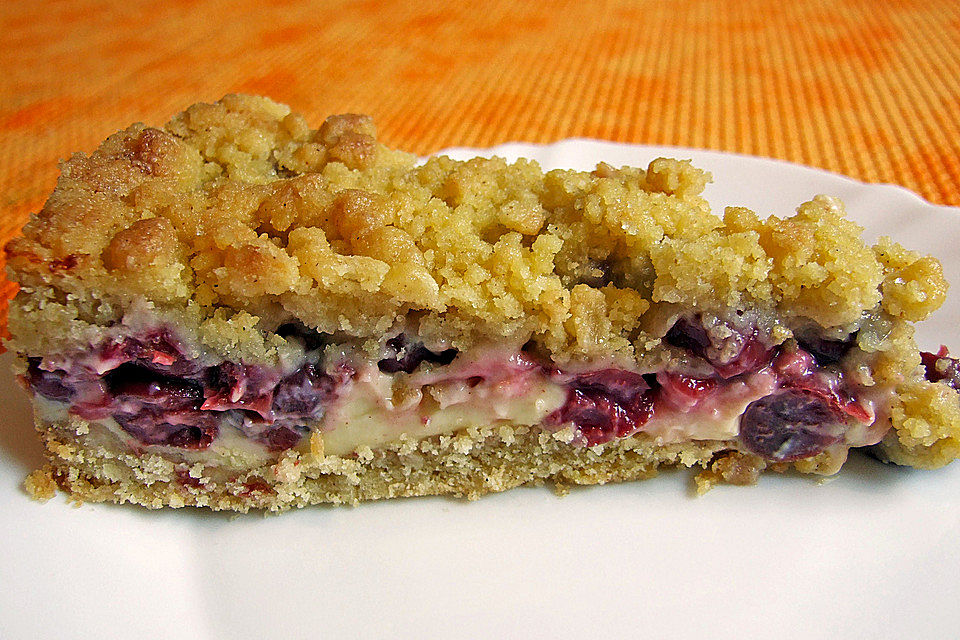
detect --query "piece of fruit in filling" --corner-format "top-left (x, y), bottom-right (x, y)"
top-left (546, 370), bottom-right (656, 446)
top-left (921, 347), bottom-right (960, 390)
top-left (737, 389), bottom-right (845, 462)
top-left (22, 328), bottom-right (347, 452)
top-left (546, 312), bottom-right (877, 462)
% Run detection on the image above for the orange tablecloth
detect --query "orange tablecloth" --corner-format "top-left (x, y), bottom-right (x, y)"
top-left (3, 0), bottom-right (959, 334)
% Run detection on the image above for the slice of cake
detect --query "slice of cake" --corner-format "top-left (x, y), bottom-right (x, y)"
top-left (6, 95), bottom-right (960, 511)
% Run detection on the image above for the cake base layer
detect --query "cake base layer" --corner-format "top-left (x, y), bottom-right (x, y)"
top-left (26, 409), bottom-right (765, 512)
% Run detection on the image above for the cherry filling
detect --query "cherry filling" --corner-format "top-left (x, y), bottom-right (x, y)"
top-left (377, 334), bottom-right (458, 374)
top-left (548, 316), bottom-right (870, 460)
top-left (25, 328), bottom-right (344, 452)
top-left (738, 389), bottom-right (843, 461)
top-left (547, 370), bottom-right (722, 446)
top-left (665, 314), bottom-right (774, 378)
top-left (114, 412), bottom-right (219, 449)
top-left (99, 328), bottom-right (204, 377)
top-left (201, 362), bottom-right (281, 418)
top-left (548, 370), bottom-right (655, 446)
top-left (796, 331), bottom-right (857, 367)
top-left (656, 372), bottom-right (717, 411)
top-left (26, 364), bottom-right (75, 402)
top-left (24, 319), bottom-right (873, 462)
top-left (921, 347), bottom-right (960, 391)
top-left (109, 364), bottom-right (204, 411)
top-left (273, 363), bottom-right (336, 416)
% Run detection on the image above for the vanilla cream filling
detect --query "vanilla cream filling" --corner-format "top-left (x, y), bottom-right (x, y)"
top-left (34, 344), bottom-right (891, 460)
top-left (317, 353), bottom-right (889, 454)
top-left (641, 371), bottom-right (778, 444)
top-left (319, 356), bottom-right (773, 455)
top-left (321, 370), bottom-right (566, 455)
top-left (35, 396), bottom-right (277, 468)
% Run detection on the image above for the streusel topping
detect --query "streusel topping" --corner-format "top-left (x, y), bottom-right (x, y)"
top-left (5, 95), bottom-right (947, 363)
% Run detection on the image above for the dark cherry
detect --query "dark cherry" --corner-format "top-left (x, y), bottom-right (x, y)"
top-left (107, 364), bottom-right (203, 411)
top-left (563, 391), bottom-right (632, 444)
top-left (273, 363), bottom-right (336, 416)
top-left (795, 330), bottom-right (857, 366)
top-left (570, 369), bottom-right (649, 405)
top-left (25, 358), bottom-right (75, 401)
top-left (656, 372), bottom-right (717, 409)
top-left (552, 389), bottom-right (655, 446)
top-left (377, 334), bottom-right (458, 374)
top-left (665, 316), bottom-right (711, 354)
top-left (202, 362), bottom-right (279, 417)
top-left (226, 412), bottom-right (309, 452)
top-left (921, 347), bottom-right (960, 391)
top-left (665, 315), bottom-right (773, 379)
top-left (549, 369), bottom-right (654, 445)
top-left (168, 426), bottom-right (214, 448)
top-left (101, 329), bottom-right (202, 377)
top-left (714, 339), bottom-right (773, 378)
top-left (276, 322), bottom-right (327, 352)
top-left (260, 425), bottom-right (307, 452)
top-left (114, 411), bottom-right (218, 449)
top-left (738, 389), bottom-right (844, 462)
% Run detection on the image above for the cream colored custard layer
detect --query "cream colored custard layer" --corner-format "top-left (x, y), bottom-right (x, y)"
top-left (326, 348), bottom-right (742, 455)
top-left (318, 345), bottom-right (888, 455)
top-left (35, 398), bottom-right (281, 470)
top-left (34, 344), bottom-right (889, 462)
top-left (321, 354), bottom-right (567, 455)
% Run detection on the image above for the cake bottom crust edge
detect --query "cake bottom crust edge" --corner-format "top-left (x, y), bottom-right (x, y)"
top-left (24, 409), bottom-right (810, 512)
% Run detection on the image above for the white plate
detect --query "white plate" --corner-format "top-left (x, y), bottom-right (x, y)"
top-left (2, 141), bottom-right (959, 640)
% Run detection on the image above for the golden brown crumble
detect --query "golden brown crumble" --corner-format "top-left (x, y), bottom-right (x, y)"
top-left (694, 451), bottom-right (767, 494)
top-left (6, 94), bottom-right (947, 365)
top-left (24, 466), bottom-right (57, 502)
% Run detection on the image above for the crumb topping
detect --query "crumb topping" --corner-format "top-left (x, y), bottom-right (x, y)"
top-left (6, 94), bottom-right (948, 365)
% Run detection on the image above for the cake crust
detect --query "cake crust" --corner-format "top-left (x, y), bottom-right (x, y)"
top-left (31, 406), bottom-right (736, 511)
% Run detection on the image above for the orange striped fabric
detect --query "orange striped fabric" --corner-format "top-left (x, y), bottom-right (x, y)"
top-left (3, 0), bottom-right (959, 334)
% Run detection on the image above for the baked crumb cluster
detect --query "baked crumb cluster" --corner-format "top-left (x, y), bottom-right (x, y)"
top-left (6, 95), bottom-right (960, 509)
